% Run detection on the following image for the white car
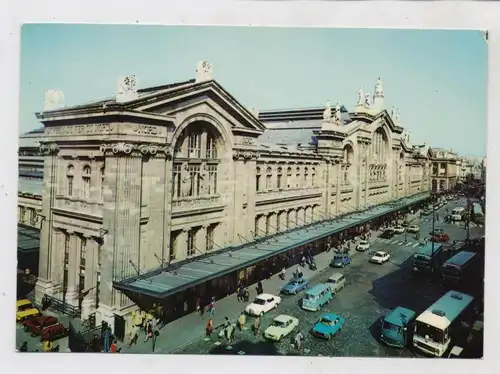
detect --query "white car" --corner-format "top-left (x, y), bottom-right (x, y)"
top-left (370, 251), bottom-right (390, 264)
top-left (356, 240), bottom-right (370, 252)
top-left (245, 293), bottom-right (282, 316)
top-left (393, 226), bottom-right (405, 234)
top-left (264, 314), bottom-right (299, 341)
top-left (407, 225), bottom-right (420, 233)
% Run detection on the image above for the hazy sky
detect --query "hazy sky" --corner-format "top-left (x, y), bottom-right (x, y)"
top-left (20, 25), bottom-right (487, 157)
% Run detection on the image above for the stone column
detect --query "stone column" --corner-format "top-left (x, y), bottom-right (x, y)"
top-left (81, 237), bottom-right (97, 319)
top-left (176, 229), bottom-right (189, 260)
top-left (50, 229), bottom-right (65, 294)
top-left (196, 226), bottom-right (207, 253)
top-left (335, 162), bottom-right (341, 215)
top-left (65, 232), bottom-right (79, 306)
top-left (35, 146), bottom-right (60, 304)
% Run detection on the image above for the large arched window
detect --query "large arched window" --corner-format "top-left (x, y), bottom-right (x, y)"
top-left (286, 167), bottom-right (292, 189)
top-left (295, 167), bottom-right (300, 188)
top-left (342, 145), bottom-right (354, 183)
top-left (82, 165), bottom-right (91, 199)
top-left (311, 167), bottom-right (316, 187)
top-left (304, 167), bottom-right (309, 187)
top-left (67, 165), bottom-right (75, 197)
top-left (173, 122), bottom-right (222, 199)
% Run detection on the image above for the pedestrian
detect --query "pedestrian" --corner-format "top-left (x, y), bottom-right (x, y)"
top-left (326, 242), bottom-right (331, 252)
top-left (127, 330), bottom-right (139, 347)
top-left (205, 318), bottom-right (213, 337)
top-left (19, 341), bottom-right (28, 352)
top-left (253, 316), bottom-right (261, 336)
top-left (404, 234), bottom-right (407, 243)
top-left (209, 297), bottom-right (216, 316)
top-left (110, 340), bottom-right (118, 353)
top-left (144, 321), bottom-right (153, 343)
top-left (280, 267), bottom-right (286, 280)
top-left (294, 331), bottom-right (304, 350)
top-left (224, 316), bottom-right (231, 328)
top-left (196, 296), bottom-right (202, 314)
top-left (103, 327), bottom-right (111, 352)
top-left (43, 340), bottom-right (54, 352)
top-left (238, 312), bottom-right (246, 330)
top-left (256, 281), bottom-right (263, 295)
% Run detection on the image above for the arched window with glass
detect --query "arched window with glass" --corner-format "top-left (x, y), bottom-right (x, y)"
top-left (100, 166), bottom-right (105, 200)
top-left (266, 167), bottom-right (273, 190)
top-left (286, 167), bottom-right (292, 188)
top-left (277, 167), bottom-right (283, 189)
top-left (256, 167), bottom-right (262, 192)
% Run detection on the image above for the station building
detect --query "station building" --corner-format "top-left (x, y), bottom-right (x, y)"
top-left (18, 61), bottom-right (433, 339)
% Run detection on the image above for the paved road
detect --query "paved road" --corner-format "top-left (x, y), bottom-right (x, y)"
top-left (177, 198), bottom-right (483, 356)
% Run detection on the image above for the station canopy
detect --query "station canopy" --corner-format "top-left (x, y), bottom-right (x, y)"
top-left (114, 192), bottom-right (430, 299)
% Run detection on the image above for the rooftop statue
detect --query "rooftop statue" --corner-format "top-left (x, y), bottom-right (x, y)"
top-left (364, 92), bottom-right (372, 107)
top-left (323, 101), bottom-right (332, 120)
top-left (375, 77), bottom-right (384, 97)
top-left (334, 102), bottom-right (342, 123)
top-left (357, 87), bottom-right (364, 105)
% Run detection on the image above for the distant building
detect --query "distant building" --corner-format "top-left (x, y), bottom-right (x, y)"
top-left (18, 65), bottom-right (431, 337)
top-left (429, 148), bottom-right (459, 192)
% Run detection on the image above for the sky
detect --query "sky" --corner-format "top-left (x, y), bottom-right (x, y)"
top-left (19, 25), bottom-right (487, 157)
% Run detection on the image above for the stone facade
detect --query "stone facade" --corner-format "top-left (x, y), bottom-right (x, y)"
top-left (429, 147), bottom-right (459, 192)
top-left (20, 64), bottom-right (432, 328)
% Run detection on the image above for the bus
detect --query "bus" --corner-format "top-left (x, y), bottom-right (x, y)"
top-left (412, 243), bottom-right (446, 276)
top-left (441, 251), bottom-right (480, 286)
top-left (450, 207), bottom-right (465, 222)
top-left (471, 202), bottom-right (484, 225)
top-left (413, 291), bottom-right (475, 357)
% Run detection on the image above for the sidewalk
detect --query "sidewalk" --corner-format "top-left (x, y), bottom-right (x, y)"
top-left (120, 249), bottom-right (336, 354)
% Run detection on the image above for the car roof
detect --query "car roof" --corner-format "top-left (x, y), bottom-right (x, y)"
top-left (16, 299), bottom-right (33, 306)
top-left (274, 314), bottom-right (294, 323)
top-left (328, 273), bottom-right (344, 280)
top-left (320, 312), bottom-right (340, 321)
top-left (257, 293), bottom-right (275, 299)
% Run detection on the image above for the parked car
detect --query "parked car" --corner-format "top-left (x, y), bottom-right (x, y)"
top-left (326, 273), bottom-right (346, 294)
top-left (356, 240), bottom-right (370, 252)
top-left (401, 220), bottom-right (410, 227)
top-left (264, 315), bottom-right (299, 341)
top-left (370, 251), bottom-right (391, 264)
top-left (16, 299), bottom-right (41, 322)
top-left (281, 277), bottom-right (308, 295)
top-left (311, 313), bottom-right (345, 339)
top-left (245, 293), bottom-right (281, 316)
top-left (407, 225), bottom-right (420, 233)
top-left (422, 209), bottom-right (433, 216)
top-left (393, 226), bottom-right (405, 234)
top-left (431, 233), bottom-right (450, 242)
top-left (24, 316), bottom-right (69, 341)
top-left (430, 228), bottom-right (445, 236)
top-left (330, 254), bottom-right (352, 268)
top-left (379, 229), bottom-right (395, 239)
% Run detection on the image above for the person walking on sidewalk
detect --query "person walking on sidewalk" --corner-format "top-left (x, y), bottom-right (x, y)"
top-left (224, 316), bottom-right (231, 328)
top-left (144, 321), bottom-right (153, 343)
top-left (256, 281), bottom-right (263, 295)
top-left (253, 316), bottom-right (261, 336)
top-left (209, 297), bottom-right (216, 316)
top-left (243, 288), bottom-right (250, 302)
top-left (196, 296), bottom-right (202, 315)
top-left (206, 318), bottom-right (213, 338)
top-left (238, 312), bottom-right (246, 331)
top-left (294, 331), bottom-right (304, 351)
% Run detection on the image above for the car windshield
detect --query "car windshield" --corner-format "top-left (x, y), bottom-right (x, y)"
top-left (253, 298), bottom-right (266, 305)
top-left (382, 321), bottom-right (402, 335)
top-left (304, 294), bottom-right (316, 300)
top-left (320, 318), bottom-right (333, 325)
top-left (289, 280), bottom-right (301, 285)
top-left (334, 256), bottom-right (343, 260)
top-left (415, 321), bottom-right (446, 343)
top-left (18, 303), bottom-right (34, 312)
top-left (359, 241), bottom-right (368, 245)
top-left (327, 279), bottom-right (336, 284)
top-left (272, 320), bottom-right (286, 328)
top-left (441, 264), bottom-right (460, 276)
top-left (375, 252), bottom-right (385, 256)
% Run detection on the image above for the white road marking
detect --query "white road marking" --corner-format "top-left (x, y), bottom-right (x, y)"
top-left (412, 243), bottom-right (420, 248)
top-left (214, 341), bottom-right (222, 346)
top-left (405, 242), bottom-right (413, 247)
top-left (389, 239), bottom-right (399, 244)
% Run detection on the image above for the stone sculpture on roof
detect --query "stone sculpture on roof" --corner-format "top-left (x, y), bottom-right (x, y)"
top-left (364, 92), bottom-right (372, 107)
top-left (116, 74), bottom-right (139, 103)
top-left (357, 87), bottom-right (364, 105)
top-left (43, 89), bottom-right (65, 111)
top-left (333, 102), bottom-right (342, 124)
top-left (196, 60), bottom-right (213, 83)
top-left (323, 101), bottom-right (332, 120)
top-left (375, 77), bottom-right (384, 97)
top-left (390, 106), bottom-right (397, 119)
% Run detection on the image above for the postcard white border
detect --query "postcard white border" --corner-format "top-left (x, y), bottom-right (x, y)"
top-left (0, 1), bottom-right (498, 374)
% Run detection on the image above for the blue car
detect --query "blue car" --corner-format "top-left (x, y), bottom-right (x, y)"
top-left (312, 313), bottom-right (345, 339)
top-left (330, 254), bottom-right (351, 268)
top-left (280, 277), bottom-right (309, 295)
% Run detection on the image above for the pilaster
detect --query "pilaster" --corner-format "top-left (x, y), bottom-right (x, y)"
top-left (81, 237), bottom-right (98, 319)
top-left (64, 232), bottom-right (79, 306)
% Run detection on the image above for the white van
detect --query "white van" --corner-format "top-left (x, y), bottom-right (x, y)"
top-left (326, 273), bottom-right (346, 294)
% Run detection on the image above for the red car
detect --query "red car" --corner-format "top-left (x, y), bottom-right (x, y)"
top-left (23, 316), bottom-right (69, 341)
top-left (431, 233), bottom-right (450, 242)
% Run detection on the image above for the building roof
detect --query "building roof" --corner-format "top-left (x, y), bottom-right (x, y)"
top-left (114, 192), bottom-right (430, 298)
top-left (444, 251), bottom-right (476, 267)
top-left (19, 128), bottom-right (45, 149)
top-left (18, 179), bottom-right (43, 196)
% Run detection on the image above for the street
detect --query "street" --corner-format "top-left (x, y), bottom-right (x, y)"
top-left (176, 198), bottom-right (484, 356)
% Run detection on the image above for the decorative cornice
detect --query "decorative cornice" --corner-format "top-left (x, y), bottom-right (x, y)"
top-left (233, 150), bottom-right (260, 160)
top-left (99, 142), bottom-right (172, 159)
top-left (39, 142), bottom-right (60, 156)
